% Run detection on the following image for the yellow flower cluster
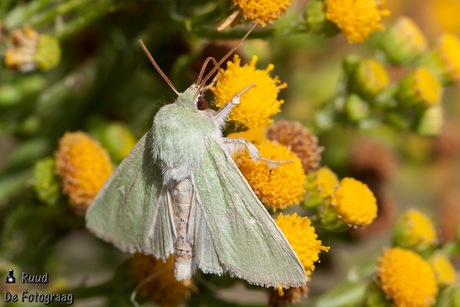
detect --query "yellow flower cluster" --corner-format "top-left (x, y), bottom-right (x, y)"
top-left (354, 59), bottom-right (390, 96)
top-left (324, 0), bottom-right (390, 43)
top-left (313, 167), bottom-right (339, 199)
top-left (377, 248), bottom-right (437, 306)
top-left (331, 178), bottom-right (377, 226)
top-left (131, 254), bottom-right (192, 306)
top-left (276, 213), bottom-right (329, 275)
top-left (233, 0), bottom-right (292, 26)
top-left (397, 67), bottom-right (443, 107)
top-left (411, 67), bottom-right (442, 106)
top-left (393, 209), bottom-right (437, 251)
top-left (434, 33), bottom-right (460, 83)
top-left (234, 140), bottom-right (306, 210)
top-left (211, 55), bottom-right (286, 128)
top-left (55, 132), bottom-right (113, 213)
top-left (430, 252), bottom-right (457, 286)
top-left (228, 127), bottom-right (267, 144)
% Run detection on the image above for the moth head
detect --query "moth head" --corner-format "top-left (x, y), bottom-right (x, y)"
top-left (176, 84), bottom-right (208, 111)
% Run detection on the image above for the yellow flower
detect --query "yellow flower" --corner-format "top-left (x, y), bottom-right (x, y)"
top-left (233, 0), bottom-right (292, 26)
top-left (4, 25), bottom-right (61, 72)
top-left (211, 55), bottom-right (287, 128)
top-left (227, 127), bottom-right (267, 144)
top-left (355, 59), bottom-right (390, 96)
top-left (331, 178), bottom-right (377, 226)
top-left (324, 0), bottom-right (390, 43)
top-left (434, 33), bottom-right (460, 84)
top-left (275, 213), bottom-right (329, 275)
top-left (313, 167), bottom-right (338, 198)
top-left (393, 209), bottom-right (437, 251)
top-left (234, 140), bottom-right (306, 210)
top-left (397, 67), bottom-right (443, 107)
top-left (354, 58), bottom-right (390, 96)
top-left (131, 254), bottom-right (192, 306)
top-left (55, 132), bottom-right (113, 213)
top-left (431, 252), bottom-right (457, 286)
top-left (377, 247), bottom-right (437, 306)
top-left (267, 120), bottom-right (323, 174)
top-left (433, 0), bottom-right (460, 33)
top-left (415, 67), bottom-right (443, 106)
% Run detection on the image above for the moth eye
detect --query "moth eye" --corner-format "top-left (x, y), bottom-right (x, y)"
top-left (197, 96), bottom-right (208, 111)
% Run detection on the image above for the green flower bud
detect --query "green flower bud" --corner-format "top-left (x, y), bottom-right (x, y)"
top-left (0, 84), bottom-right (22, 106)
top-left (33, 157), bottom-right (61, 206)
top-left (416, 105), bottom-right (444, 136)
top-left (34, 34), bottom-right (61, 71)
top-left (319, 203), bottom-right (348, 232)
top-left (363, 280), bottom-right (392, 307)
top-left (380, 17), bottom-right (428, 64)
top-left (304, 0), bottom-right (338, 37)
top-left (342, 54), bottom-right (361, 75)
top-left (17, 75), bottom-right (47, 96)
top-left (344, 94), bottom-right (369, 122)
top-left (90, 121), bottom-right (137, 164)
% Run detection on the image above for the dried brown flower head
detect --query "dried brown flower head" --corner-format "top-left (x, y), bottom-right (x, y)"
top-left (267, 120), bottom-right (323, 174)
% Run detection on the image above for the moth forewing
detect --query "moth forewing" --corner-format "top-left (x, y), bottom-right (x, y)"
top-left (192, 137), bottom-right (306, 287)
top-left (85, 129), bottom-right (175, 260)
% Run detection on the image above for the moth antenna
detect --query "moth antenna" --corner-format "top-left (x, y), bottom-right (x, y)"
top-left (138, 39), bottom-right (180, 96)
top-left (196, 56), bottom-right (218, 86)
top-left (199, 23), bottom-right (257, 90)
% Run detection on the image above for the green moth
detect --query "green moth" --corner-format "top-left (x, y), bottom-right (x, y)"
top-left (85, 31), bottom-right (306, 288)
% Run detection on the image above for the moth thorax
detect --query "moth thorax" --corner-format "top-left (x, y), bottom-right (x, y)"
top-left (172, 178), bottom-right (194, 280)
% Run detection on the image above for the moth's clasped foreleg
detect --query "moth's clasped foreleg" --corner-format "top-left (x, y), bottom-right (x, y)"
top-left (230, 84), bottom-right (255, 106)
top-left (214, 84), bottom-right (255, 124)
top-left (223, 137), bottom-right (291, 168)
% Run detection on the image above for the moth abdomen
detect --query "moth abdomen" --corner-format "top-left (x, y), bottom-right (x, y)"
top-left (172, 178), bottom-right (195, 280)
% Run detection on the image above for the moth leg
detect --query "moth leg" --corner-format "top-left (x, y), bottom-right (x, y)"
top-left (222, 137), bottom-right (289, 168)
top-left (214, 84), bottom-right (255, 123)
